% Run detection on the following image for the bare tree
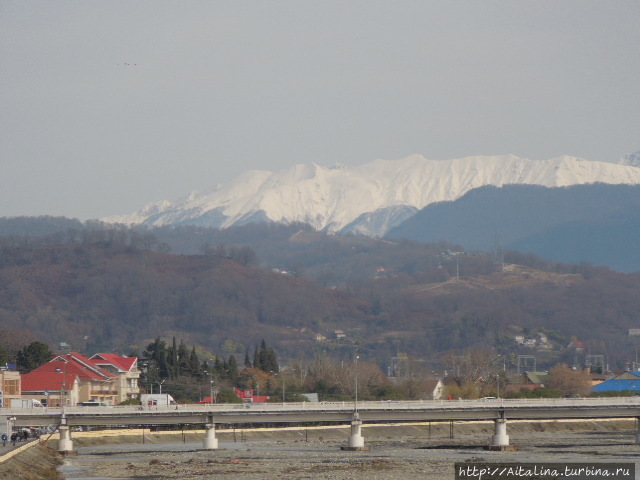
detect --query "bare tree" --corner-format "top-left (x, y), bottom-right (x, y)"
top-left (547, 363), bottom-right (591, 396)
top-left (441, 347), bottom-right (504, 398)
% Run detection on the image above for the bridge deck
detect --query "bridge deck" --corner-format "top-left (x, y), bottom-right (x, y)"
top-left (4, 397), bottom-right (640, 428)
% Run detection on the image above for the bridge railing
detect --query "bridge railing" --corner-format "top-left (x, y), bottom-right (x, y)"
top-left (3, 396), bottom-right (640, 416)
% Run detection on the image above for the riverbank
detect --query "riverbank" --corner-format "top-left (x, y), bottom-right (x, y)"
top-left (0, 442), bottom-right (63, 480)
top-left (56, 419), bottom-right (639, 479)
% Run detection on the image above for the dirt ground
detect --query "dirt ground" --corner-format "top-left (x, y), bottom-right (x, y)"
top-left (0, 442), bottom-right (63, 480)
top-left (54, 420), bottom-right (640, 479)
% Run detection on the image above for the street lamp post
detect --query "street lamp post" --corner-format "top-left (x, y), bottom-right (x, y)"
top-left (63, 357), bottom-right (68, 408)
top-left (203, 367), bottom-right (215, 403)
top-left (495, 354), bottom-right (505, 398)
top-left (355, 355), bottom-right (359, 413)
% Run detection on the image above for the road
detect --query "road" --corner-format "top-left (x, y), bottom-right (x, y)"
top-left (4, 397), bottom-right (640, 430)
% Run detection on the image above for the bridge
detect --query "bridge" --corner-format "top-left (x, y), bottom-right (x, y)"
top-left (4, 397), bottom-right (640, 452)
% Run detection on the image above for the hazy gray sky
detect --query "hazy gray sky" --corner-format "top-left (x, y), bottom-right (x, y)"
top-left (2, 1), bottom-right (639, 220)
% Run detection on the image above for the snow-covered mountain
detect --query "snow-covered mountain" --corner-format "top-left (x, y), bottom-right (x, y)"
top-left (617, 150), bottom-right (640, 167)
top-left (103, 154), bottom-right (640, 237)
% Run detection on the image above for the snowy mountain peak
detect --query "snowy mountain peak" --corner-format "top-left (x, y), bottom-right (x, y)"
top-left (617, 150), bottom-right (640, 167)
top-left (103, 154), bottom-right (640, 236)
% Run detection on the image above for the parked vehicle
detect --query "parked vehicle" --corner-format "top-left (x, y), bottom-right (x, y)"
top-left (141, 394), bottom-right (176, 406)
top-left (9, 398), bottom-right (44, 408)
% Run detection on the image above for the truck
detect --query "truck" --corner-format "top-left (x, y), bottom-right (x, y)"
top-left (9, 398), bottom-right (44, 408)
top-left (77, 401), bottom-right (108, 407)
top-left (140, 393), bottom-right (176, 406)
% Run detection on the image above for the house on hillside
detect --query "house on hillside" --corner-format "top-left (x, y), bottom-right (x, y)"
top-left (25, 352), bottom-right (121, 405)
top-left (21, 370), bottom-right (80, 406)
top-left (589, 370), bottom-right (607, 388)
top-left (504, 383), bottom-right (540, 395)
top-left (0, 367), bottom-right (21, 407)
top-left (234, 387), bottom-right (270, 403)
top-left (592, 371), bottom-right (640, 394)
top-left (90, 353), bottom-right (140, 403)
top-left (523, 371), bottom-right (549, 387)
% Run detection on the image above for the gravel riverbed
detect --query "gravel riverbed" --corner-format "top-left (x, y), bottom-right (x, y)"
top-left (57, 420), bottom-right (640, 479)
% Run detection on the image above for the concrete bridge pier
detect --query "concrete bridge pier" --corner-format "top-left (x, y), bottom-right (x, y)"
top-left (341, 413), bottom-right (370, 451)
top-left (58, 425), bottom-right (74, 454)
top-left (2, 416), bottom-right (12, 437)
top-left (203, 423), bottom-right (219, 450)
top-left (489, 416), bottom-right (512, 450)
top-left (348, 419), bottom-right (364, 448)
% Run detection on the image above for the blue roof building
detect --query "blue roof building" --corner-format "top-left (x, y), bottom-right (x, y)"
top-left (592, 371), bottom-right (640, 393)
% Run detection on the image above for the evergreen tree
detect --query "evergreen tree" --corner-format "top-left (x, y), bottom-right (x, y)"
top-left (228, 354), bottom-right (239, 383)
top-left (258, 340), bottom-right (268, 371)
top-left (222, 358), bottom-right (230, 379)
top-left (256, 340), bottom-right (279, 373)
top-left (143, 337), bottom-right (169, 379)
top-left (266, 347), bottom-right (279, 373)
top-left (0, 344), bottom-right (8, 366)
top-left (213, 355), bottom-right (223, 377)
top-left (244, 350), bottom-right (251, 368)
top-left (177, 339), bottom-right (190, 375)
top-left (188, 346), bottom-right (201, 377)
top-left (253, 345), bottom-right (260, 370)
top-left (16, 341), bottom-right (52, 373)
top-left (170, 336), bottom-right (179, 378)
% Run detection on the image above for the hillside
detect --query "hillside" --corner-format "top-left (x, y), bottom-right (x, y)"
top-left (0, 241), bottom-right (371, 358)
top-left (386, 183), bottom-right (640, 272)
top-left (1, 228), bottom-right (640, 372)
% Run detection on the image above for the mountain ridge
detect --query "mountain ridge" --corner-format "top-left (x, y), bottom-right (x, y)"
top-left (386, 183), bottom-right (640, 272)
top-left (103, 153), bottom-right (640, 236)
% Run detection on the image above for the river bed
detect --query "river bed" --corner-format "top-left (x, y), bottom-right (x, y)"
top-left (57, 421), bottom-right (640, 479)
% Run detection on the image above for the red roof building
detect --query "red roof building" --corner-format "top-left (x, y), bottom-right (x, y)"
top-left (22, 352), bottom-right (140, 406)
top-left (90, 353), bottom-right (140, 403)
top-left (21, 370), bottom-right (80, 407)
top-left (234, 387), bottom-right (270, 403)
top-left (0, 369), bottom-right (21, 407)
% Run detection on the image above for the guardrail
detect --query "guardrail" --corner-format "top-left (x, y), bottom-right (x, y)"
top-left (3, 396), bottom-right (640, 416)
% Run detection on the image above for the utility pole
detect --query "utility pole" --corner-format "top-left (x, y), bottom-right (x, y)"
top-left (354, 354), bottom-right (359, 413)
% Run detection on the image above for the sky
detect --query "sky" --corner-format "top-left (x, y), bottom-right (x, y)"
top-left (1, 1), bottom-right (639, 220)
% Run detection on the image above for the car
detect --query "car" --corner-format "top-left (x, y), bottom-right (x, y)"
top-left (480, 396), bottom-right (497, 401)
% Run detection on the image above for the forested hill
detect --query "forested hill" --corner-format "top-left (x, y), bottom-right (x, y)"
top-left (0, 241), bottom-right (370, 358)
top-left (1, 224), bottom-right (640, 370)
top-left (386, 183), bottom-right (640, 272)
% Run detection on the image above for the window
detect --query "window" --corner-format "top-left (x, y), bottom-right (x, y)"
top-left (3, 380), bottom-right (19, 395)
